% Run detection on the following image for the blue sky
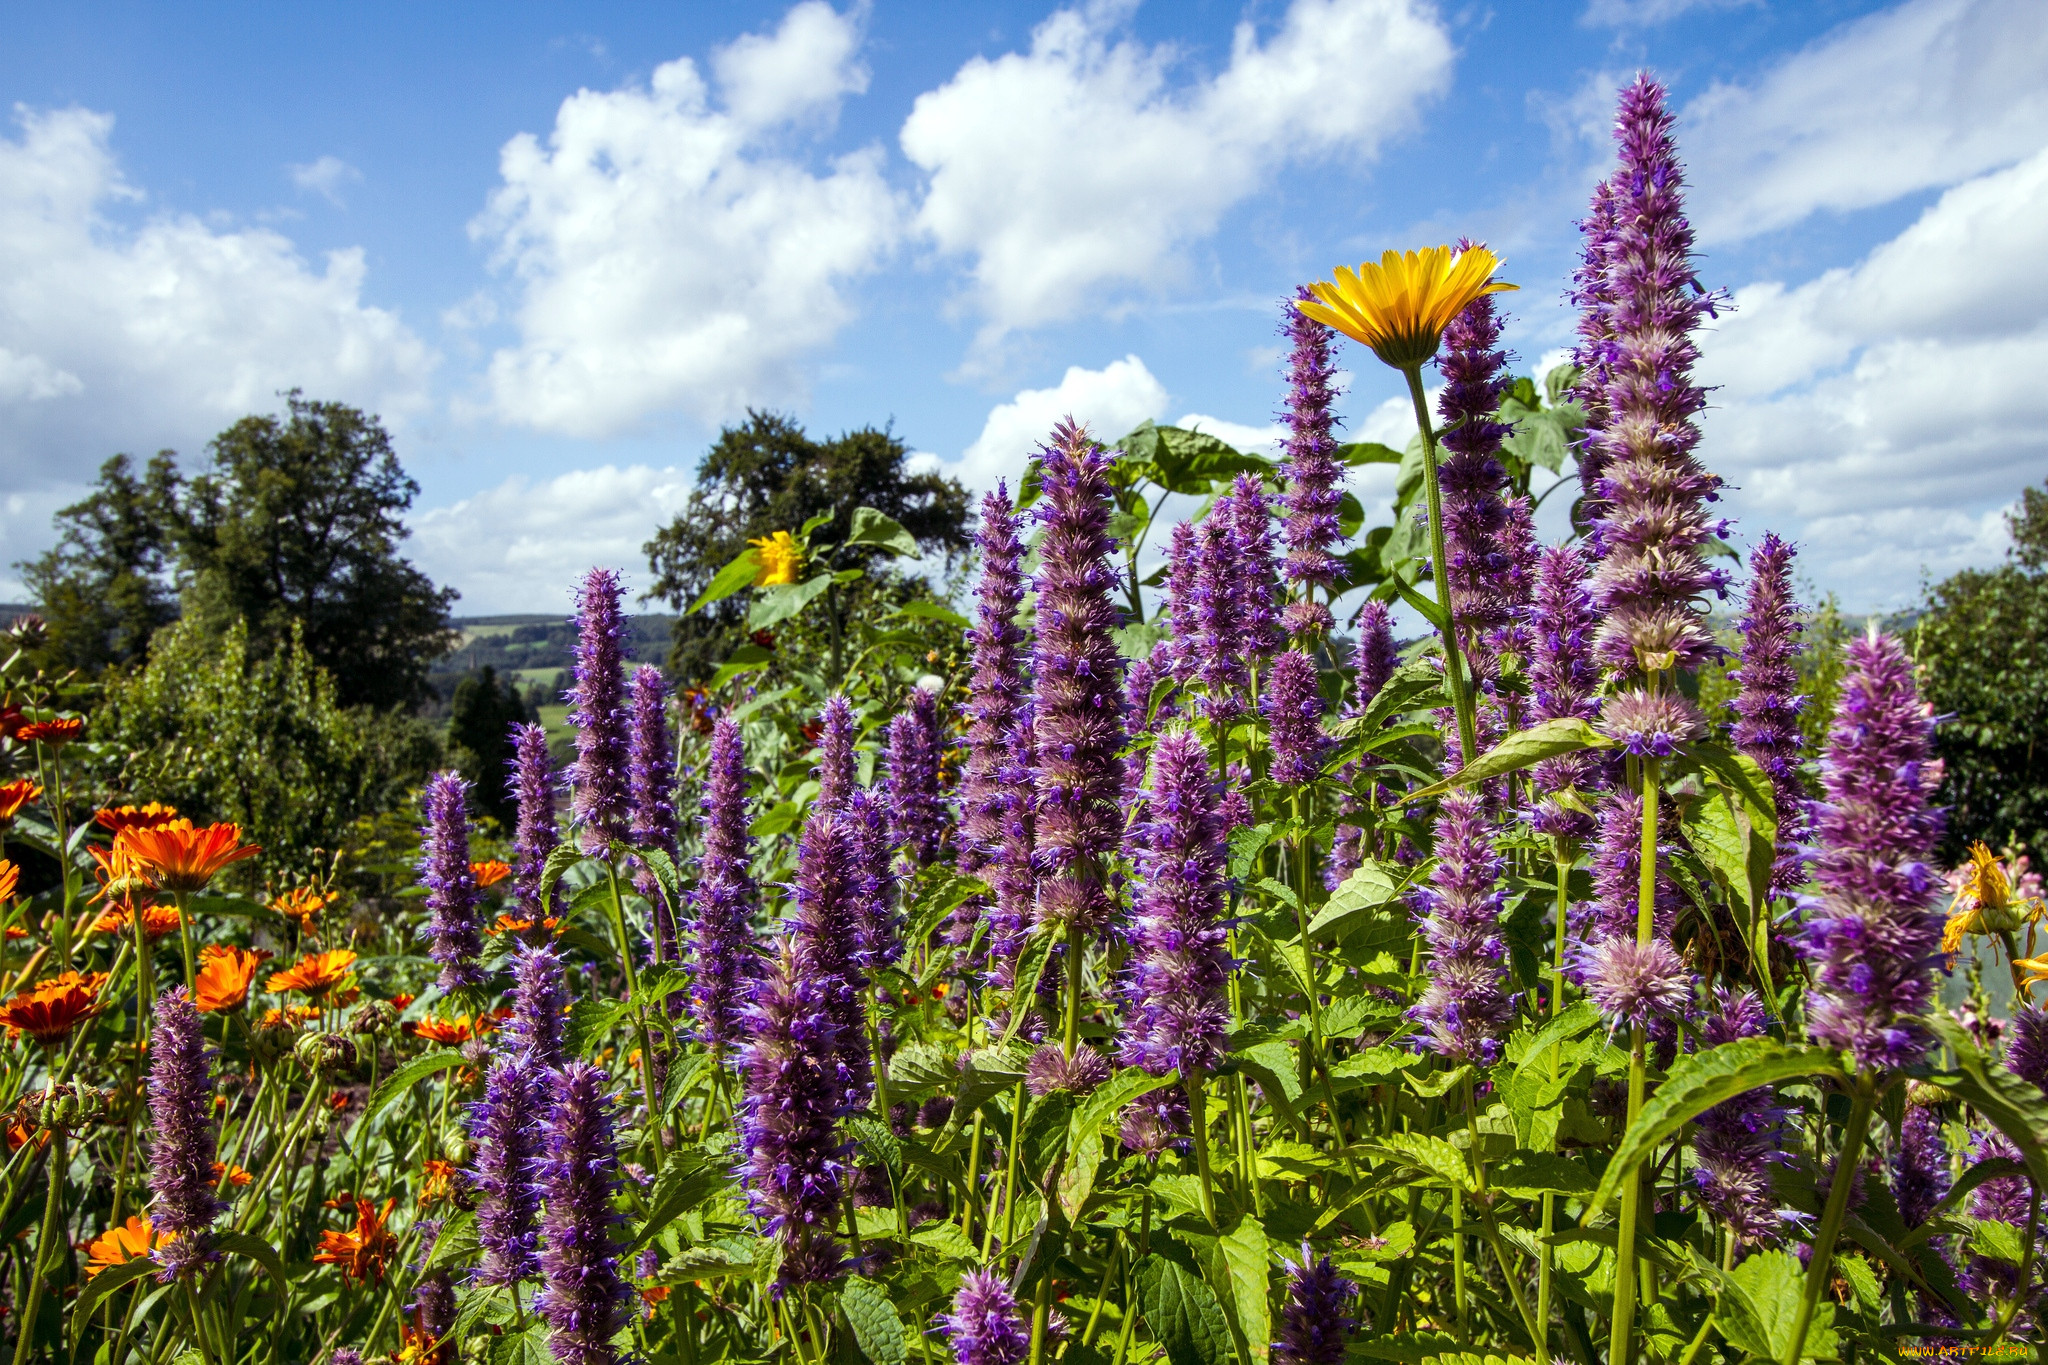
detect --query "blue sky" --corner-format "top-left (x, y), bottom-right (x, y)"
top-left (1, 0), bottom-right (2042, 615)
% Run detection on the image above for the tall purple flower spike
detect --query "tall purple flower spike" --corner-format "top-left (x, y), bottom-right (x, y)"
top-left (534, 1062), bottom-right (632, 1364)
top-left (738, 940), bottom-right (848, 1292)
top-left (1893, 1102), bottom-right (1950, 1228)
top-left (508, 722), bottom-right (559, 922)
top-left (1587, 76), bottom-right (1729, 684)
top-left (1731, 534), bottom-right (1811, 894)
top-left (2010, 1007), bottom-right (2048, 1097)
top-left (1274, 1246), bottom-right (1360, 1365)
top-left (1577, 788), bottom-right (1684, 948)
top-left (1528, 543), bottom-right (1608, 844)
top-left (1264, 649), bottom-right (1329, 786)
top-left (418, 771), bottom-right (485, 993)
top-left (1279, 286), bottom-right (1346, 639)
top-left (568, 567), bottom-right (633, 856)
top-left (845, 788), bottom-right (902, 971)
top-left (961, 483), bottom-right (1029, 876)
top-left (1119, 730), bottom-right (1232, 1078)
top-left (507, 941), bottom-right (569, 1071)
top-left (1225, 473), bottom-right (1283, 661)
top-left (987, 707), bottom-right (1038, 988)
top-left (813, 694), bottom-right (858, 813)
top-left (1569, 177), bottom-right (1621, 526)
top-left (1434, 273), bottom-right (1518, 701)
top-left (940, 1267), bottom-right (1031, 1365)
top-left (1193, 516), bottom-right (1249, 723)
top-left (1691, 988), bottom-right (1792, 1251)
top-left (1030, 420), bottom-right (1128, 941)
top-left (627, 664), bottom-right (680, 961)
top-left (468, 1051), bottom-right (543, 1286)
top-left (787, 809), bottom-right (873, 1109)
top-left (148, 987), bottom-right (224, 1280)
top-left (1326, 602), bottom-right (1402, 890)
top-left (690, 717), bottom-right (760, 1052)
top-left (1801, 630), bottom-right (1945, 1070)
top-left (1407, 788), bottom-right (1517, 1063)
top-left (1164, 519), bottom-right (1201, 682)
top-left (886, 685), bottom-right (946, 866)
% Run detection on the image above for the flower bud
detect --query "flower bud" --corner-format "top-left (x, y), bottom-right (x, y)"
top-left (296, 1031), bottom-right (358, 1076)
top-left (350, 999), bottom-right (398, 1036)
top-left (441, 1130), bottom-right (470, 1165)
top-left (252, 1020), bottom-right (296, 1066)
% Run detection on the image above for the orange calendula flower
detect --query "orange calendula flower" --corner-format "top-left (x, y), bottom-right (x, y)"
top-left (399, 1321), bottom-right (453, 1365)
top-left (0, 860), bottom-right (16, 905)
top-left (485, 914), bottom-right (534, 937)
top-left (1299, 245), bottom-right (1517, 372)
top-left (470, 860), bottom-right (512, 888)
top-left (0, 781), bottom-right (39, 824)
top-left (212, 1161), bottom-right (254, 1187)
top-left (93, 802), bottom-right (180, 836)
top-left (84, 1216), bottom-right (161, 1278)
top-left (16, 717), bottom-right (84, 748)
top-left (115, 820), bottom-right (261, 893)
top-left (407, 1015), bottom-right (476, 1046)
top-left (6, 1119), bottom-right (49, 1152)
top-left (389, 993), bottom-right (416, 1012)
top-left (0, 971), bottom-right (107, 1044)
top-left (272, 885), bottom-right (338, 930)
top-left (3, 928), bottom-right (25, 942)
top-left (1943, 841), bottom-right (2044, 957)
top-left (194, 946), bottom-right (272, 1013)
top-left (260, 1005), bottom-right (322, 1028)
top-left (419, 1159), bottom-right (458, 1205)
top-left (266, 949), bottom-right (358, 997)
top-left (92, 900), bottom-right (183, 941)
top-left (313, 1196), bottom-right (397, 1284)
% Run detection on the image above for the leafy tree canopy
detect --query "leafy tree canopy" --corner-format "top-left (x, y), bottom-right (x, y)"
top-left (446, 664), bottom-right (532, 827)
top-left (17, 453), bottom-right (182, 675)
top-left (643, 411), bottom-right (972, 682)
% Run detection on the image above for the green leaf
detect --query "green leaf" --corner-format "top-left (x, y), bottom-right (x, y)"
top-left (70, 1258), bottom-right (158, 1334)
top-left (1970, 1218), bottom-right (2028, 1264)
top-left (1408, 718), bottom-right (1615, 803)
top-left (846, 506), bottom-right (920, 558)
top-left (1305, 859), bottom-right (1407, 941)
top-left (1339, 441), bottom-right (1403, 467)
top-left (536, 842), bottom-right (587, 915)
top-left (1722, 1248), bottom-right (1837, 1362)
top-left (892, 600), bottom-right (970, 629)
top-left (839, 1274), bottom-right (907, 1365)
top-left (1061, 1067), bottom-right (1180, 1217)
top-left (1388, 575), bottom-right (1449, 635)
top-left (214, 1230), bottom-right (288, 1285)
top-left (1486, 1152), bottom-right (1595, 1197)
top-left (567, 1000), bottom-right (633, 1056)
top-left (366, 1050), bottom-right (466, 1125)
top-left (1228, 823), bottom-right (1275, 881)
top-left (1350, 1332), bottom-right (1462, 1363)
top-left (1361, 1132), bottom-right (1469, 1190)
top-left (748, 572), bottom-right (834, 629)
top-left (688, 547), bottom-right (764, 615)
top-left (1928, 1013), bottom-right (2048, 1193)
top-left (1136, 1252), bottom-right (1235, 1365)
top-left (1587, 1038), bottom-right (1846, 1216)
top-left (1000, 930), bottom-right (1058, 1046)
top-left (632, 1150), bottom-right (724, 1249)
top-left (1217, 1216), bottom-right (1271, 1360)
top-left (1680, 784), bottom-right (1771, 930)
top-left (422, 1211), bottom-right (478, 1272)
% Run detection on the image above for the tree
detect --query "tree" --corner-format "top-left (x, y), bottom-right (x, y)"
top-left (171, 392), bottom-right (459, 710)
top-left (446, 665), bottom-right (531, 827)
top-left (16, 453), bottom-right (182, 674)
top-left (643, 411), bottom-right (973, 681)
top-left (1915, 480), bottom-right (2048, 861)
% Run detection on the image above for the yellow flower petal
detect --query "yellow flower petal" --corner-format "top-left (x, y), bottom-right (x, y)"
top-left (1299, 245), bottom-right (1517, 371)
top-left (749, 531), bottom-right (803, 587)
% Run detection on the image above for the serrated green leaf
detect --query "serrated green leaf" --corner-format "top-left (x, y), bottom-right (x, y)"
top-left (1408, 718), bottom-right (1615, 803)
top-left (631, 1150), bottom-right (724, 1249)
top-left (1724, 1248), bottom-right (1837, 1361)
top-left (1361, 1132), bottom-right (1469, 1190)
top-left (567, 999), bottom-right (633, 1056)
top-left (365, 1050), bottom-right (465, 1125)
top-left (1305, 859), bottom-right (1408, 942)
top-left (1218, 1216), bottom-right (1271, 1361)
top-left (536, 842), bottom-right (587, 914)
top-left (1136, 1252), bottom-right (1234, 1365)
top-left (1228, 823), bottom-right (1275, 881)
top-left (846, 506), bottom-right (920, 558)
top-left (748, 572), bottom-right (834, 629)
top-left (840, 1274), bottom-right (907, 1365)
top-left (70, 1257), bottom-right (157, 1337)
top-left (1928, 1013), bottom-right (2048, 1195)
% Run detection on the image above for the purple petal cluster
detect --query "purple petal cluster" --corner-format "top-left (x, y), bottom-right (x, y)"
top-left (1225, 474), bottom-right (1283, 661)
top-left (960, 484), bottom-right (1030, 875)
top-left (418, 770), bottom-right (485, 993)
top-left (846, 788), bottom-right (902, 971)
top-left (940, 1268), bottom-right (1031, 1365)
top-left (1264, 649), bottom-right (1329, 786)
top-left (627, 665), bottom-right (680, 960)
top-left (1691, 989), bottom-right (1792, 1250)
top-left (814, 694), bottom-right (858, 813)
top-left (1578, 937), bottom-right (1692, 1033)
top-left (1598, 690), bottom-right (1704, 758)
top-left (1274, 1246), bottom-right (1359, 1365)
top-left (1278, 287), bottom-right (1346, 638)
top-left (787, 810), bottom-right (873, 1109)
top-left (1434, 277), bottom-right (1519, 696)
top-left (1164, 520), bottom-right (1201, 682)
top-left (534, 1062), bottom-right (631, 1364)
top-left (567, 567), bottom-right (633, 856)
top-left (987, 707), bottom-right (1039, 988)
top-left (469, 1051), bottom-right (544, 1287)
top-left (1569, 177), bottom-right (1621, 521)
top-left (1352, 601), bottom-right (1401, 708)
top-left (1801, 631), bottom-right (1945, 1070)
top-left (1025, 1042), bottom-right (1111, 1098)
top-left (1731, 535), bottom-right (1811, 894)
top-left (508, 942), bottom-right (569, 1071)
top-left (1528, 543), bottom-right (1608, 843)
top-left (147, 987), bottom-right (223, 1280)
top-left (1192, 517), bottom-right (1250, 723)
top-left (886, 685), bottom-right (946, 866)
top-left (690, 717), bottom-right (760, 1052)
top-left (2012, 1008), bottom-right (2048, 1097)
top-left (1030, 421), bottom-right (1128, 940)
top-left (1576, 788), bottom-right (1684, 947)
top-left (1893, 1102), bottom-right (1949, 1228)
top-left (1120, 731), bottom-right (1232, 1077)
top-left (1407, 788), bottom-right (1516, 1063)
top-left (411, 1272), bottom-right (455, 1356)
top-left (508, 722), bottom-right (559, 922)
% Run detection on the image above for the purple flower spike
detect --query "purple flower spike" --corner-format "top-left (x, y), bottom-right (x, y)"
top-left (1801, 631), bottom-right (1945, 1070)
top-left (508, 722), bottom-right (560, 921)
top-left (1279, 286), bottom-right (1346, 639)
top-left (147, 987), bottom-right (223, 1280)
top-left (1264, 649), bottom-right (1329, 785)
top-left (468, 1051), bottom-right (543, 1287)
top-left (886, 686), bottom-right (946, 866)
top-left (1570, 177), bottom-right (1621, 523)
top-left (1119, 731), bottom-right (1232, 1078)
top-left (627, 665), bottom-right (680, 960)
top-left (568, 567), bottom-right (633, 856)
top-left (987, 707), bottom-right (1038, 988)
top-left (1598, 690), bottom-right (1704, 758)
top-left (1434, 272), bottom-right (1518, 694)
top-left (1578, 788), bottom-right (1683, 948)
top-left (1030, 420), bottom-right (1128, 940)
top-left (788, 810), bottom-right (873, 1109)
top-left (1894, 1103), bottom-right (1950, 1228)
top-left (690, 717), bottom-right (760, 1052)
top-left (1577, 936), bottom-right (1693, 1033)
top-left (961, 484), bottom-right (1030, 876)
top-left (1407, 789), bottom-right (1516, 1064)
top-left (1025, 1042), bottom-right (1111, 1098)
top-left (1732, 534), bottom-right (1811, 894)
top-left (418, 771), bottom-right (485, 994)
top-left (1225, 474), bottom-right (1283, 661)
top-left (534, 1062), bottom-right (631, 1364)
top-left (2012, 1008), bottom-right (2048, 1097)
top-left (814, 695), bottom-right (858, 813)
top-left (738, 940), bottom-right (847, 1292)
top-left (1528, 543), bottom-right (1608, 843)
top-left (941, 1267), bottom-right (1031, 1365)
top-left (1193, 517), bottom-right (1250, 724)
top-left (508, 942), bottom-right (569, 1071)
top-left (1691, 988), bottom-right (1792, 1251)
top-left (1352, 601), bottom-right (1400, 708)
top-left (846, 788), bottom-right (902, 971)
top-left (1164, 519), bottom-right (1201, 682)
top-left (411, 1272), bottom-right (456, 1356)
top-left (1587, 77), bottom-right (1729, 680)
top-left (1274, 1245), bottom-right (1359, 1365)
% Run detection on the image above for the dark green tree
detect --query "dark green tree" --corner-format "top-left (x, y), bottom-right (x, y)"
top-left (446, 665), bottom-right (531, 827)
top-left (643, 411), bottom-right (973, 681)
top-left (170, 392), bottom-right (459, 710)
top-left (16, 453), bottom-right (182, 673)
top-left (1916, 480), bottom-right (2048, 861)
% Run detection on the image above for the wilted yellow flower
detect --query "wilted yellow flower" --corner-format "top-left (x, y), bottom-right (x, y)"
top-left (1943, 841), bottom-right (2043, 957)
top-left (1298, 245), bottom-right (1517, 371)
top-left (750, 531), bottom-right (803, 586)
top-left (2017, 954), bottom-right (2048, 994)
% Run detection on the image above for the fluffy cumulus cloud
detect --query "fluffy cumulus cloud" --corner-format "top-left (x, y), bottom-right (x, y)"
top-left (900, 0), bottom-right (1452, 339)
top-left (1684, 0), bottom-right (2048, 242)
top-left (409, 464), bottom-right (698, 614)
top-left (950, 354), bottom-right (1168, 493)
top-left (474, 1), bottom-right (901, 438)
top-left (0, 106), bottom-right (434, 490)
top-left (1699, 146), bottom-right (2048, 606)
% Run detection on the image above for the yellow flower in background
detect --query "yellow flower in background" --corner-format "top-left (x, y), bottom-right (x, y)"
top-left (1298, 245), bottom-right (1517, 371)
top-left (1943, 841), bottom-right (2043, 956)
top-left (750, 531), bottom-right (803, 586)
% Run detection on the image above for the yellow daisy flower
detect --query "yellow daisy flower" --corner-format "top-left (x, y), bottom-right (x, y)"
top-left (749, 530), bottom-right (803, 587)
top-left (1298, 245), bottom-right (1517, 371)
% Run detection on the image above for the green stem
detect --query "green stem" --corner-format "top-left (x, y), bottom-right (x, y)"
top-left (1402, 365), bottom-right (1479, 769)
top-left (1062, 918), bottom-right (1083, 1060)
top-left (1610, 1024), bottom-right (1647, 1365)
top-left (1027, 1265), bottom-right (1055, 1365)
top-left (1451, 1185), bottom-right (1469, 1343)
top-left (1781, 1078), bottom-right (1874, 1365)
top-left (9, 1129), bottom-right (63, 1365)
top-left (175, 889), bottom-right (197, 993)
top-left (1186, 1069), bottom-right (1219, 1230)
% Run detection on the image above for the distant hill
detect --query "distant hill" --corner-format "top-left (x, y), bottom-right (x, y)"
top-left (430, 613), bottom-right (677, 691)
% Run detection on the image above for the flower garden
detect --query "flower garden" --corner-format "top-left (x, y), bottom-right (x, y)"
top-left (0, 71), bottom-right (2036, 1365)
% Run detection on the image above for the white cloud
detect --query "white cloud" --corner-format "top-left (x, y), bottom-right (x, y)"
top-left (410, 464), bottom-right (697, 614)
top-left (1698, 147), bottom-right (2048, 606)
top-left (899, 0), bottom-right (1452, 339)
top-left (953, 354), bottom-right (1169, 493)
top-left (288, 155), bottom-right (362, 206)
top-left (1684, 0), bottom-right (2048, 242)
top-left (1173, 413), bottom-right (1283, 456)
top-left (1580, 0), bottom-right (1755, 25)
top-left (473, 3), bottom-right (900, 438)
top-left (0, 106), bottom-right (435, 490)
